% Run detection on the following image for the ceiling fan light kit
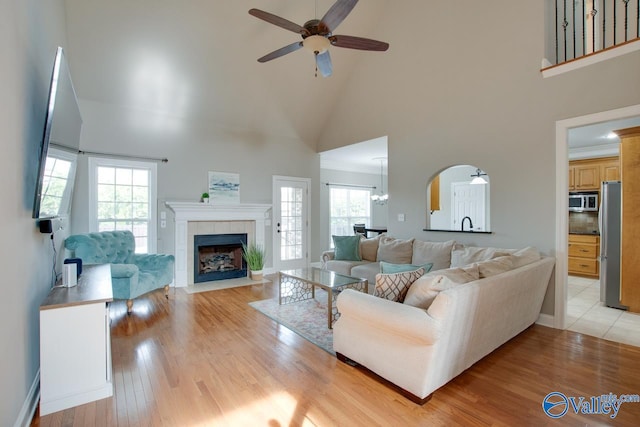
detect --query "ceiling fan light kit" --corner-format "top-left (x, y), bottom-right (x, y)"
top-left (249, 0), bottom-right (389, 77)
top-left (303, 35), bottom-right (330, 54)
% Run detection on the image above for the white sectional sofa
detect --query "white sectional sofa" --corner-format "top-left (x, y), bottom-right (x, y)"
top-left (333, 253), bottom-right (555, 403)
top-left (322, 235), bottom-right (456, 285)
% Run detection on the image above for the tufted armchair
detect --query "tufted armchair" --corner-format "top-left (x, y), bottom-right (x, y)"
top-left (64, 230), bottom-right (175, 314)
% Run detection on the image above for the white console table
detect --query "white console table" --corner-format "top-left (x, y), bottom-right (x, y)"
top-left (39, 264), bottom-right (113, 416)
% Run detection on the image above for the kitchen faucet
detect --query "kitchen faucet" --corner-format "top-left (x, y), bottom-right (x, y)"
top-left (461, 216), bottom-right (473, 231)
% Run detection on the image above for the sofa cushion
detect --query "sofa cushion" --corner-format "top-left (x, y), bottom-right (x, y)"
top-left (450, 246), bottom-right (511, 267)
top-left (403, 264), bottom-right (480, 309)
top-left (360, 234), bottom-right (382, 262)
top-left (411, 240), bottom-right (456, 271)
top-left (333, 235), bottom-right (362, 261)
top-left (375, 268), bottom-right (425, 302)
top-left (475, 255), bottom-right (514, 278)
top-left (377, 237), bottom-right (414, 264)
top-left (350, 262), bottom-right (381, 287)
top-left (511, 246), bottom-right (541, 268)
top-left (380, 261), bottom-right (433, 275)
top-left (324, 260), bottom-right (369, 277)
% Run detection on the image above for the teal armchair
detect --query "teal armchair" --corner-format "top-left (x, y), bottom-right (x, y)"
top-left (65, 230), bottom-right (174, 314)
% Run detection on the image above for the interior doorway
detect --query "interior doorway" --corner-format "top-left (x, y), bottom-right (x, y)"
top-left (555, 104), bottom-right (640, 335)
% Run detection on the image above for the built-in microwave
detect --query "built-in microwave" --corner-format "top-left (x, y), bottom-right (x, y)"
top-left (569, 192), bottom-right (598, 212)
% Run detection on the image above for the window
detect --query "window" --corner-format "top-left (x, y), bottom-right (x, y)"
top-left (329, 187), bottom-right (371, 244)
top-left (39, 147), bottom-right (77, 218)
top-left (88, 157), bottom-right (157, 253)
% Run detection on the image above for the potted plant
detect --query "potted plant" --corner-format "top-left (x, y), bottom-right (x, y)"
top-left (242, 242), bottom-right (266, 281)
top-left (201, 192), bottom-right (210, 203)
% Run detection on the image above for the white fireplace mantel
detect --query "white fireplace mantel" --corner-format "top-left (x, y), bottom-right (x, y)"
top-left (165, 201), bottom-right (271, 287)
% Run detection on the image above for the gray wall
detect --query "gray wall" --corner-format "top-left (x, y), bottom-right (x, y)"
top-left (71, 99), bottom-right (321, 268)
top-left (1, 1), bottom-right (69, 425)
top-left (316, 0), bottom-right (640, 315)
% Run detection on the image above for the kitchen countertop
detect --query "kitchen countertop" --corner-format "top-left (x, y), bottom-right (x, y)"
top-left (569, 231), bottom-right (600, 236)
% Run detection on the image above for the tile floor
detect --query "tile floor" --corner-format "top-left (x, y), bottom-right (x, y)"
top-left (567, 275), bottom-right (640, 347)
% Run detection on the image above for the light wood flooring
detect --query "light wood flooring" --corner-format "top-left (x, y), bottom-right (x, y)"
top-left (32, 278), bottom-right (640, 426)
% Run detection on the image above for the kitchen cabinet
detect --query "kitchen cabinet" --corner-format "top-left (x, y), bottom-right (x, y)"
top-left (429, 175), bottom-right (440, 212)
top-left (568, 234), bottom-right (600, 278)
top-left (600, 158), bottom-right (621, 182)
top-left (618, 126), bottom-right (640, 313)
top-left (39, 264), bottom-right (113, 416)
top-left (573, 164), bottom-right (600, 190)
top-left (569, 157), bottom-right (620, 191)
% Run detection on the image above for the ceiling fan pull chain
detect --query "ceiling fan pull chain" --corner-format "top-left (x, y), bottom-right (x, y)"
top-left (314, 52), bottom-right (318, 77)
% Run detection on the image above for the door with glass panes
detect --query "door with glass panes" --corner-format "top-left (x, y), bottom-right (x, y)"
top-left (272, 176), bottom-right (310, 270)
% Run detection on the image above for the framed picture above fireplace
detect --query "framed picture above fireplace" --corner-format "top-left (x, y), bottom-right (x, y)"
top-left (208, 171), bottom-right (240, 204)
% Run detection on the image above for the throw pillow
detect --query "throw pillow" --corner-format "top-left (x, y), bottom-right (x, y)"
top-left (511, 246), bottom-right (540, 268)
top-left (359, 234), bottom-right (382, 262)
top-left (380, 261), bottom-right (433, 275)
top-left (450, 246), bottom-right (512, 267)
top-left (474, 255), bottom-right (514, 278)
top-left (375, 268), bottom-right (425, 302)
top-left (332, 235), bottom-right (362, 261)
top-left (411, 239), bottom-right (456, 271)
top-left (403, 264), bottom-right (480, 309)
top-left (377, 236), bottom-right (414, 264)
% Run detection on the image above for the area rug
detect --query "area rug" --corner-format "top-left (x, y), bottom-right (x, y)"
top-left (184, 277), bottom-right (270, 294)
top-left (249, 291), bottom-right (334, 354)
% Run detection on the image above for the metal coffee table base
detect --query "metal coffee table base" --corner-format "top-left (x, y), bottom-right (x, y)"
top-left (278, 268), bottom-right (368, 329)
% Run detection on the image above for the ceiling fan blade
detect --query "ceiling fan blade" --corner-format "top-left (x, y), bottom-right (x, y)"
top-left (257, 42), bottom-right (303, 63)
top-left (249, 9), bottom-right (310, 36)
top-left (329, 35), bottom-right (389, 51)
top-left (320, 0), bottom-right (358, 33)
top-left (315, 51), bottom-right (333, 77)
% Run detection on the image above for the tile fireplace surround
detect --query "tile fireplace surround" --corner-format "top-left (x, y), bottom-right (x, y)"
top-left (165, 202), bottom-right (271, 287)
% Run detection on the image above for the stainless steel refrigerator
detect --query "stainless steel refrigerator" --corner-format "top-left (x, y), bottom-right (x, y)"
top-left (599, 181), bottom-right (626, 310)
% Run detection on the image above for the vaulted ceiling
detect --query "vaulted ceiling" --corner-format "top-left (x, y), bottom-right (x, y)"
top-left (63, 0), bottom-right (389, 144)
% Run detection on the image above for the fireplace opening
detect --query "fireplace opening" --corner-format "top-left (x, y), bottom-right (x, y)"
top-left (194, 233), bottom-right (247, 283)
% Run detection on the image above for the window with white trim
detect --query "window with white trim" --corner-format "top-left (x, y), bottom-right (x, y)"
top-left (329, 187), bottom-right (371, 245)
top-left (88, 157), bottom-right (157, 253)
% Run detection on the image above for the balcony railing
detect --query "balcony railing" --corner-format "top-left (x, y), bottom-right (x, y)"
top-left (550, 0), bottom-right (639, 65)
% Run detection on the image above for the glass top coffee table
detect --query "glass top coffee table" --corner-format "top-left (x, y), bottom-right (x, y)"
top-left (278, 267), bottom-right (368, 329)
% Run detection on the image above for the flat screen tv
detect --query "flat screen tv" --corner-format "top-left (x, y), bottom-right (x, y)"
top-left (32, 46), bottom-right (82, 219)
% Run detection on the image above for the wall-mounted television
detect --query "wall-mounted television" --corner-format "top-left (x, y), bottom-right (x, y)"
top-left (32, 47), bottom-right (82, 219)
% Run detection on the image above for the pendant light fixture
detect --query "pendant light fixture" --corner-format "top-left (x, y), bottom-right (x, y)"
top-left (371, 157), bottom-right (388, 205)
top-left (470, 168), bottom-right (488, 185)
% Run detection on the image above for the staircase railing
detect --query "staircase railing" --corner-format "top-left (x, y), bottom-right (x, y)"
top-left (550, 0), bottom-right (639, 65)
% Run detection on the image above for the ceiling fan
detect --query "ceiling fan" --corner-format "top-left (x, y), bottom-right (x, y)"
top-left (249, 0), bottom-right (389, 77)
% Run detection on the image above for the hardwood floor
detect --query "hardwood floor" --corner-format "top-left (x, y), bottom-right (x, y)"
top-left (32, 278), bottom-right (640, 426)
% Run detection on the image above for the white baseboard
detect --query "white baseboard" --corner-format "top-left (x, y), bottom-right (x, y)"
top-left (536, 313), bottom-right (555, 328)
top-left (14, 370), bottom-right (39, 427)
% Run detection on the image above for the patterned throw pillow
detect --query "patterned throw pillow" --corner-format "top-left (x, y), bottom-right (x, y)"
top-left (374, 268), bottom-right (426, 302)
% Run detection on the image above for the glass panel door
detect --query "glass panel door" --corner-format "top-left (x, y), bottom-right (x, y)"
top-left (273, 177), bottom-right (310, 270)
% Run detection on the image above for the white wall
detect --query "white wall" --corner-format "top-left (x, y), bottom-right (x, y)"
top-left (0, 1), bottom-right (69, 425)
top-left (317, 0), bottom-right (640, 316)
